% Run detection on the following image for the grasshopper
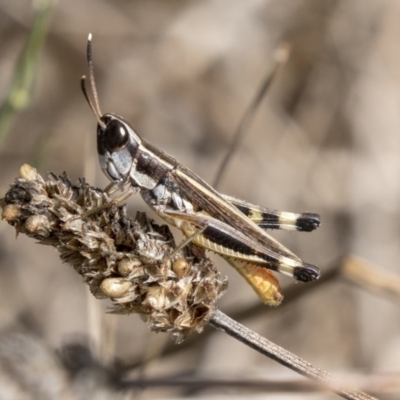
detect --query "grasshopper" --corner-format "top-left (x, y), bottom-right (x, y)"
top-left (81, 34), bottom-right (320, 306)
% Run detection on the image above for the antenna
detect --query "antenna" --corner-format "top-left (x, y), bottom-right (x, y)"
top-left (81, 33), bottom-right (106, 129)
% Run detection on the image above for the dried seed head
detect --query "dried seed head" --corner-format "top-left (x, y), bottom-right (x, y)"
top-left (19, 163), bottom-right (43, 182)
top-left (117, 257), bottom-right (142, 277)
top-left (100, 278), bottom-right (134, 298)
top-left (143, 286), bottom-right (166, 310)
top-left (172, 258), bottom-right (190, 278)
top-left (1, 165), bottom-right (228, 343)
top-left (25, 215), bottom-right (51, 237)
top-left (2, 204), bottom-right (21, 223)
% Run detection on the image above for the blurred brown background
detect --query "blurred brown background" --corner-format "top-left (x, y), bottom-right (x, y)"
top-left (1, 0), bottom-right (400, 399)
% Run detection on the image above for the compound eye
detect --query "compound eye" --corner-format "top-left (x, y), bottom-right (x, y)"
top-left (104, 119), bottom-right (130, 152)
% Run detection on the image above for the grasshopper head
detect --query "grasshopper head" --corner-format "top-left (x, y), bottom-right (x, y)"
top-left (81, 34), bottom-right (162, 189)
top-left (80, 34), bottom-right (142, 185)
top-left (97, 113), bottom-right (141, 183)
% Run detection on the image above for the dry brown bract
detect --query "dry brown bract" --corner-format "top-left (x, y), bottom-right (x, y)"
top-left (1, 164), bottom-right (227, 343)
